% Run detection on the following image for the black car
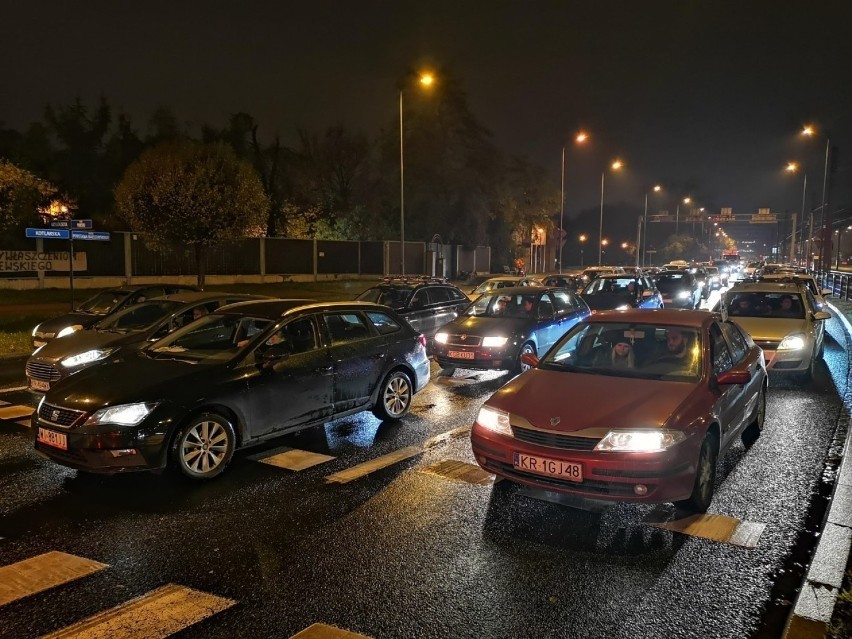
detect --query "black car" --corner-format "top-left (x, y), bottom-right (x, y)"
top-left (33, 300), bottom-right (431, 479)
top-left (432, 286), bottom-right (590, 374)
top-left (32, 284), bottom-right (200, 348)
top-left (356, 277), bottom-right (469, 341)
top-left (26, 292), bottom-right (267, 393)
top-left (579, 274), bottom-right (664, 310)
top-left (656, 270), bottom-right (702, 309)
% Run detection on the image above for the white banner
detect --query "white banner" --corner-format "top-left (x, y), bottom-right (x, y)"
top-left (0, 250), bottom-right (88, 272)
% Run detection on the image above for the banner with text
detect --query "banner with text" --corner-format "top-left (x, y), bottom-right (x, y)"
top-left (0, 250), bottom-right (88, 272)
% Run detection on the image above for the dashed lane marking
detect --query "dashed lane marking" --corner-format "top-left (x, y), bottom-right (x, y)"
top-left (41, 583), bottom-right (235, 638)
top-left (643, 508), bottom-right (766, 548)
top-left (325, 426), bottom-right (471, 484)
top-left (253, 447), bottom-right (336, 471)
top-left (0, 405), bottom-right (34, 421)
top-left (0, 385), bottom-right (29, 393)
top-left (16, 419), bottom-right (31, 428)
top-left (0, 400), bottom-right (10, 406)
top-left (290, 623), bottom-right (373, 639)
top-left (0, 551), bottom-right (108, 607)
top-left (420, 459), bottom-right (495, 485)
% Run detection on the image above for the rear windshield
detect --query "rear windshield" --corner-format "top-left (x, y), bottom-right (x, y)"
top-left (95, 301), bottom-right (182, 332)
top-left (77, 290), bottom-right (129, 314)
top-left (356, 287), bottom-right (412, 309)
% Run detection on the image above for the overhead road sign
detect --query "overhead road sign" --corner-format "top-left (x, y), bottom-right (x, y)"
top-left (70, 219), bottom-right (93, 229)
top-left (26, 228), bottom-right (70, 240)
top-left (50, 220), bottom-right (70, 228)
top-left (71, 230), bottom-right (110, 242)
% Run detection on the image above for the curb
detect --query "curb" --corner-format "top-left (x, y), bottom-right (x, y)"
top-left (783, 300), bottom-right (852, 638)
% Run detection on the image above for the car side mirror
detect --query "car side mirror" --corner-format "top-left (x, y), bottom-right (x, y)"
top-left (520, 352), bottom-right (539, 368)
top-left (716, 369), bottom-right (751, 385)
top-left (822, 288), bottom-right (832, 296)
top-left (813, 311), bottom-right (831, 321)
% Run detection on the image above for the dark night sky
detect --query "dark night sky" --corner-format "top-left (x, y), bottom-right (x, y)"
top-left (2, 1), bottom-right (851, 221)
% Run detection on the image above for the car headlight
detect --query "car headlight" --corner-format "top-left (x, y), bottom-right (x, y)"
top-left (482, 336), bottom-right (509, 347)
top-left (678, 291), bottom-right (691, 299)
top-left (56, 325), bottom-right (83, 338)
top-left (476, 406), bottom-right (511, 435)
top-left (61, 348), bottom-right (115, 368)
top-left (32, 325), bottom-right (40, 337)
top-left (435, 332), bottom-right (449, 344)
top-left (594, 429), bottom-right (686, 452)
top-left (83, 402), bottom-right (158, 427)
top-left (778, 333), bottom-right (806, 351)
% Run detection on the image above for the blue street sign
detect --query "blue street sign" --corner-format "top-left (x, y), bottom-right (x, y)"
top-left (26, 228), bottom-right (70, 239)
top-left (70, 230), bottom-right (111, 242)
top-left (70, 219), bottom-right (93, 229)
top-left (50, 220), bottom-right (71, 228)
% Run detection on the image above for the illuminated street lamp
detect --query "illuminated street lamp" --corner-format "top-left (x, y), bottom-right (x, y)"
top-left (785, 161), bottom-right (808, 266)
top-left (675, 196), bottom-right (691, 235)
top-left (399, 71), bottom-right (435, 275)
top-left (578, 233), bottom-right (587, 267)
top-left (801, 124), bottom-right (832, 270)
top-left (599, 160), bottom-right (624, 265)
top-left (641, 184), bottom-right (662, 267)
top-left (559, 131), bottom-right (590, 272)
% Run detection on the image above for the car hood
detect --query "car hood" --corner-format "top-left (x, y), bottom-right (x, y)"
top-left (486, 368), bottom-right (695, 435)
top-left (581, 293), bottom-right (636, 310)
top-left (35, 312), bottom-right (102, 333)
top-left (440, 315), bottom-right (530, 337)
top-left (30, 329), bottom-right (142, 362)
top-left (728, 317), bottom-right (810, 342)
top-left (43, 353), bottom-right (217, 412)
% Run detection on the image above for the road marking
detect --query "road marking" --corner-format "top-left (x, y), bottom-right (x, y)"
top-left (420, 459), bottom-right (495, 485)
top-left (0, 551), bottom-right (108, 607)
top-left (16, 419), bottom-right (31, 428)
top-left (254, 447), bottom-right (335, 471)
top-left (325, 426), bottom-right (470, 484)
top-left (0, 405), bottom-right (34, 421)
top-left (41, 583), bottom-right (235, 638)
top-left (0, 400), bottom-right (10, 406)
top-left (0, 385), bottom-right (29, 393)
top-left (290, 623), bottom-right (373, 639)
top-left (643, 509), bottom-right (765, 548)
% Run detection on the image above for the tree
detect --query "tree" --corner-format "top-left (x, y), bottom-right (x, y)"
top-left (0, 161), bottom-right (57, 232)
top-left (115, 141), bottom-right (269, 287)
top-left (659, 234), bottom-right (708, 263)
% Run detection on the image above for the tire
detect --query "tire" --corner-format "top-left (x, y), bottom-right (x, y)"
top-left (171, 412), bottom-right (236, 480)
top-left (437, 365), bottom-right (456, 377)
top-left (741, 385), bottom-right (766, 448)
top-left (675, 433), bottom-right (718, 513)
top-left (800, 350), bottom-right (817, 382)
top-left (515, 342), bottom-right (536, 374)
top-left (372, 370), bottom-right (413, 421)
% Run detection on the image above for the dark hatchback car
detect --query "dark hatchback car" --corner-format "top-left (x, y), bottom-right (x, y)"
top-left (579, 274), bottom-right (663, 311)
top-left (356, 277), bottom-right (469, 341)
top-left (32, 284), bottom-right (200, 349)
top-left (655, 271), bottom-right (702, 309)
top-left (432, 286), bottom-right (590, 374)
top-left (26, 292), bottom-right (266, 393)
top-left (33, 300), bottom-right (431, 479)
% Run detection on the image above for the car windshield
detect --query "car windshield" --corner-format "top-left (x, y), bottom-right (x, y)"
top-left (95, 301), bottom-right (182, 332)
top-left (584, 278), bottom-right (637, 294)
top-left (539, 322), bottom-right (702, 381)
top-left (77, 290), bottom-right (129, 314)
top-left (147, 313), bottom-right (274, 362)
top-left (726, 292), bottom-right (805, 319)
top-left (465, 292), bottom-right (538, 318)
top-left (356, 286), bottom-right (412, 309)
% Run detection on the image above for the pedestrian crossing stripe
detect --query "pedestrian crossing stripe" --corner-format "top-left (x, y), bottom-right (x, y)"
top-left (643, 509), bottom-right (766, 548)
top-left (253, 447), bottom-right (335, 471)
top-left (16, 419), bottom-right (31, 428)
top-left (290, 623), bottom-right (373, 638)
top-left (324, 426), bottom-right (470, 484)
top-left (420, 459), bottom-right (495, 485)
top-left (41, 583), bottom-right (235, 638)
top-left (0, 400), bottom-right (9, 406)
top-left (0, 405), bottom-right (34, 421)
top-left (0, 551), bottom-right (108, 607)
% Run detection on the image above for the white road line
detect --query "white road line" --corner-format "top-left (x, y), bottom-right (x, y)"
top-left (253, 447), bottom-right (336, 471)
top-left (0, 551), bottom-right (108, 607)
top-left (0, 386), bottom-right (29, 394)
top-left (0, 405), bottom-right (34, 421)
top-left (420, 459), bottom-right (495, 485)
top-left (643, 509), bottom-right (765, 548)
top-left (290, 623), bottom-right (373, 639)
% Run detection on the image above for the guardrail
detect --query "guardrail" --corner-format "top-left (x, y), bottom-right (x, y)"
top-left (816, 269), bottom-right (852, 301)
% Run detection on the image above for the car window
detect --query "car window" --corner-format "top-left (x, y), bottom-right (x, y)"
top-left (551, 290), bottom-right (576, 313)
top-left (427, 286), bottom-right (451, 304)
top-left (710, 323), bottom-right (733, 374)
top-left (323, 312), bottom-right (372, 344)
top-left (149, 314), bottom-right (274, 361)
top-left (720, 321), bottom-right (748, 363)
top-left (537, 293), bottom-right (555, 318)
top-left (448, 287), bottom-right (466, 301)
top-left (136, 287), bottom-right (166, 303)
top-left (77, 290), bottom-right (128, 314)
top-left (366, 311), bottom-right (402, 335)
top-left (356, 286), bottom-right (412, 309)
top-left (278, 317), bottom-right (319, 354)
top-left (409, 289), bottom-right (430, 309)
top-left (96, 301), bottom-right (181, 331)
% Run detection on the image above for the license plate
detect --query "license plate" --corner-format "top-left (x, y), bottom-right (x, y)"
top-left (447, 350), bottom-right (475, 359)
top-left (30, 379), bottom-right (50, 392)
top-left (513, 452), bottom-right (583, 482)
top-left (33, 340), bottom-right (46, 348)
top-left (37, 428), bottom-right (68, 451)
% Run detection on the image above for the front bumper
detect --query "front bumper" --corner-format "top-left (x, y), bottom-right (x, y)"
top-left (762, 347), bottom-right (813, 373)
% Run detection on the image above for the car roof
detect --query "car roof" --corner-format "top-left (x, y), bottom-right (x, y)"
top-left (478, 285), bottom-right (563, 295)
top-left (152, 291), bottom-right (268, 304)
top-left (214, 298), bottom-right (392, 319)
top-left (105, 284), bottom-right (199, 294)
top-left (587, 308), bottom-right (714, 327)
top-left (726, 282), bottom-right (806, 294)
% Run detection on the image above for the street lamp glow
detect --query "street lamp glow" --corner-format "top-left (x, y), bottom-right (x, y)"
top-left (802, 126), bottom-right (814, 137)
top-left (576, 132), bottom-right (588, 143)
top-left (786, 162), bottom-right (798, 173)
top-left (419, 73), bottom-right (435, 87)
top-left (653, 185), bottom-right (662, 192)
top-left (601, 238), bottom-right (609, 246)
top-left (611, 160), bottom-right (623, 170)
top-left (579, 234), bottom-right (587, 242)
top-left (683, 197), bottom-right (691, 204)
top-left (621, 242), bottom-right (628, 249)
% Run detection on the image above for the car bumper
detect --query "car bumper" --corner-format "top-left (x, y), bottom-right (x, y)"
top-left (661, 297), bottom-right (695, 309)
top-left (434, 350), bottom-right (517, 371)
top-left (762, 347), bottom-right (813, 373)
top-left (470, 422), bottom-right (699, 504)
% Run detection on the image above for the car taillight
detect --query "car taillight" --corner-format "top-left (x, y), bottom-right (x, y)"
top-left (418, 334), bottom-right (427, 349)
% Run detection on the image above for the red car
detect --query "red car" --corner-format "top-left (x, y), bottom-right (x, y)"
top-left (471, 309), bottom-right (767, 512)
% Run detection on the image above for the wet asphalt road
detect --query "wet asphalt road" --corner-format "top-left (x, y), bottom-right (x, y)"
top-left (0, 311), bottom-right (849, 638)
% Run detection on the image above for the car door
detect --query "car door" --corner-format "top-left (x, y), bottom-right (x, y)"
top-left (243, 315), bottom-right (334, 438)
top-left (322, 311), bottom-right (388, 414)
top-left (710, 322), bottom-right (748, 447)
top-left (403, 288), bottom-right (432, 335)
top-left (426, 286), bottom-right (460, 337)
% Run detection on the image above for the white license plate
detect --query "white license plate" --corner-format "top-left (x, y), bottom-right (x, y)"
top-left (30, 379), bottom-right (50, 392)
top-left (33, 340), bottom-right (46, 348)
top-left (447, 350), bottom-right (475, 360)
top-left (513, 452), bottom-right (583, 482)
top-left (37, 428), bottom-right (68, 451)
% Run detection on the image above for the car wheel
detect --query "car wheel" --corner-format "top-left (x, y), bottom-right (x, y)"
top-left (171, 412), bottom-right (236, 480)
top-left (515, 342), bottom-right (536, 374)
top-left (675, 432), bottom-right (718, 513)
top-left (800, 349), bottom-right (817, 382)
top-left (372, 370), bottom-right (413, 421)
top-left (741, 385), bottom-right (766, 448)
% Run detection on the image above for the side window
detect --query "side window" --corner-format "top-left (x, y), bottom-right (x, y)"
top-left (538, 293), bottom-right (555, 318)
top-left (323, 312), bottom-right (371, 345)
top-left (710, 323), bottom-right (733, 374)
top-left (409, 289), bottom-right (430, 310)
top-left (366, 311), bottom-right (401, 335)
top-left (448, 287), bottom-right (466, 301)
top-left (428, 287), bottom-right (451, 304)
top-left (805, 289), bottom-right (817, 311)
top-left (720, 321), bottom-right (748, 363)
top-left (551, 290), bottom-right (574, 313)
top-left (281, 317), bottom-right (318, 354)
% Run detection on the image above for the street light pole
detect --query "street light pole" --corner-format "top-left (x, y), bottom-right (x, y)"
top-left (598, 171), bottom-right (605, 265)
top-left (819, 138), bottom-right (831, 271)
top-left (559, 146), bottom-right (565, 273)
top-left (642, 192), bottom-right (649, 267)
top-left (399, 89), bottom-right (405, 275)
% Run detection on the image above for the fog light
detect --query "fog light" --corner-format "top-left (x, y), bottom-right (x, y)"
top-left (633, 484), bottom-right (648, 496)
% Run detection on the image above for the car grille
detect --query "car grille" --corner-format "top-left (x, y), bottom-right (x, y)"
top-left (512, 426), bottom-right (600, 451)
top-left (38, 402), bottom-right (87, 429)
top-left (26, 361), bottom-right (61, 382)
top-left (444, 334), bottom-right (483, 347)
top-left (754, 340), bottom-right (780, 351)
